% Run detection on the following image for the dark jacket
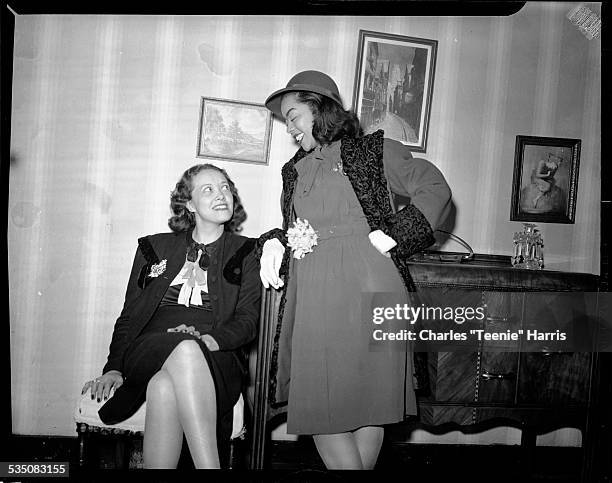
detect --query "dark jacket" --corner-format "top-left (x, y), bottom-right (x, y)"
top-left (256, 130), bottom-right (452, 408)
top-left (103, 230), bottom-right (260, 375)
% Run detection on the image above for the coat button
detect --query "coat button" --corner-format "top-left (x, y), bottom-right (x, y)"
top-left (210, 275), bottom-right (217, 282)
top-left (211, 294), bottom-right (218, 301)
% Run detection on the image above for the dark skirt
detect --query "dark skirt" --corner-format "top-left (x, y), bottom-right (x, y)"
top-left (98, 304), bottom-right (243, 460)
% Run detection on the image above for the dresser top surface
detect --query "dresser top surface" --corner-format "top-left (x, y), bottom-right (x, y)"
top-left (407, 252), bottom-right (599, 291)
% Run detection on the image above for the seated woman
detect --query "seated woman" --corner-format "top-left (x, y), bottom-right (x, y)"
top-left (81, 164), bottom-right (260, 468)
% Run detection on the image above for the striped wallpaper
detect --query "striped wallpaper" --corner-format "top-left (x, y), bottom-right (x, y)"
top-left (9, 4), bottom-right (600, 447)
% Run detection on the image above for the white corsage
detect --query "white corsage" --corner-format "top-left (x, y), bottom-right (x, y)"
top-left (286, 218), bottom-right (318, 259)
top-left (148, 259), bottom-right (167, 278)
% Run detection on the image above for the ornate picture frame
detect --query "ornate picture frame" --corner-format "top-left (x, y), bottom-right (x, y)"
top-left (196, 97), bottom-right (272, 165)
top-left (510, 135), bottom-right (581, 224)
top-left (352, 30), bottom-right (437, 152)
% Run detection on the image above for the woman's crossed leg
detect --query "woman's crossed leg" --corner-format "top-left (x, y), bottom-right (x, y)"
top-left (143, 340), bottom-right (219, 469)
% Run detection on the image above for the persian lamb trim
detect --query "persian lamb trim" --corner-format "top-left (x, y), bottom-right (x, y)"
top-left (341, 130), bottom-right (387, 230)
top-left (267, 149), bottom-right (306, 407)
top-left (137, 236), bottom-right (159, 264)
top-left (383, 204), bottom-right (435, 258)
top-left (254, 228), bottom-right (287, 259)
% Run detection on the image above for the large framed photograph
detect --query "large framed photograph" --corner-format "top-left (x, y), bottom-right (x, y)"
top-left (352, 30), bottom-right (437, 153)
top-left (510, 136), bottom-right (581, 224)
top-left (196, 97), bottom-right (272, 165)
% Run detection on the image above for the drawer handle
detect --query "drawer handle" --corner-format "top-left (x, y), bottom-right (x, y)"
top-left (481, 370), bottom-right (515, 381)
top-left (486, 315), bottom-right (509, 323)
top-left (541, 347), bottom-right (566, 357)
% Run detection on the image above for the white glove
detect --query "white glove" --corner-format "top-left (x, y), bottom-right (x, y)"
top-left (260, 238), bottom-right (285, 289)
top-left (368, 230), bottom-right (397, 258)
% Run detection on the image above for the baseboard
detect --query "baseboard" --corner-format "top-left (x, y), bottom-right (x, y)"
top-left (5, 435), bottom-right (79, 465)
top-left (268, 439), bottom-right (587, 481)
top-left (2, 434), bottom-right (596, 482)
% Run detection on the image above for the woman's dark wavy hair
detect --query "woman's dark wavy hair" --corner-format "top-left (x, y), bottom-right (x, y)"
top-left (168, 164), bottom-right (246, 233)
top-left (295, 91), bottom-right (363, 145)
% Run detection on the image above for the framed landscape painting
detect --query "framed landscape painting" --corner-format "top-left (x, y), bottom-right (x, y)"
top-left (196, 97), bottom-right (272, 165)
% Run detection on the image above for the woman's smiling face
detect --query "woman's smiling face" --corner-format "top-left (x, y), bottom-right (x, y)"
top-left (281, 92), bottom-right (319, 152)
top-left (187, 169), bottom-right (234, 227)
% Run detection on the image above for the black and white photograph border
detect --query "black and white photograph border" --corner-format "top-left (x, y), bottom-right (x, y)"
top-left (2, 1), bottom-right (608, 482)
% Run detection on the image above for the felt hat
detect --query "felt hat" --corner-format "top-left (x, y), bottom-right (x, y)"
top-left (265, 70), bottom-right (344, 119)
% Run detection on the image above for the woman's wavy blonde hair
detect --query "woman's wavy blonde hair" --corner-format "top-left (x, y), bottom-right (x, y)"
top-left (168, 164), bottom-right (246, 233)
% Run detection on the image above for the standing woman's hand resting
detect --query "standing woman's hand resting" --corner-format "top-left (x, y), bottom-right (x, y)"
top-left (260, 238), bottom-right (285, 289)
top-left (81, 370), bottom-right (123, 402)
top-left (368, 230), bottom-right (397, 258)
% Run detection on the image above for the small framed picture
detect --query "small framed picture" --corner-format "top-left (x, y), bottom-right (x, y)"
top-left (352, 30), bottom-right (437, 152)
top-left (196, 97), bottom-right (272, 165)
top-left (510, 135), bottom-right (581, 224)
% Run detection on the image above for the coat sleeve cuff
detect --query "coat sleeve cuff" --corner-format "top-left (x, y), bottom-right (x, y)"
top-left (102, 361), bottom-right (122, 375)
top-left (381, 203), bottom-right (435, 258)
top-left (255, 228), bottom-right (287, 259)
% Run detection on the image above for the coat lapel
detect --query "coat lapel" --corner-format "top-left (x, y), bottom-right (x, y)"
top-left (163, 232), bottom-right (190, 284)
top-left (341, 129), bottom-right (389, 231)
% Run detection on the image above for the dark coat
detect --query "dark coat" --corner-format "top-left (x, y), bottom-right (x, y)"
top-left (256, 130), bottom-right (452, 408)
top-left (103, 230), bottom-right (260, 375)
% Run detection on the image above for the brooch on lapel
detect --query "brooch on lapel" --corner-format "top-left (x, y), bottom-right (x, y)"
top-left (148, 259), bottom-right (167, 278)
top-left (332, 160), bottom-right (347, 176)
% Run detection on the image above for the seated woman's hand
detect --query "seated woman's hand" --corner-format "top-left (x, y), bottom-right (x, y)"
top-left (168, 324), bottom-right (201, 338)
top-left (167, 325), bottom-right (218, 350)
top-left (260, 238), bottom-right (285, 289)
top-left (82, 370), bottom-right (123, 403)
top-left (200, 334), bottom-right (219, 351)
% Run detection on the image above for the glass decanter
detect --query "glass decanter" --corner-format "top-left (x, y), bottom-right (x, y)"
top-left (512, 223), bottom-right (544, 269)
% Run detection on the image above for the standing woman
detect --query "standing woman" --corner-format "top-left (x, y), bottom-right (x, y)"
top-left (258, 71), bottom-right (451, 469)
top-left (81, 164), bottom-right (260, 468)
